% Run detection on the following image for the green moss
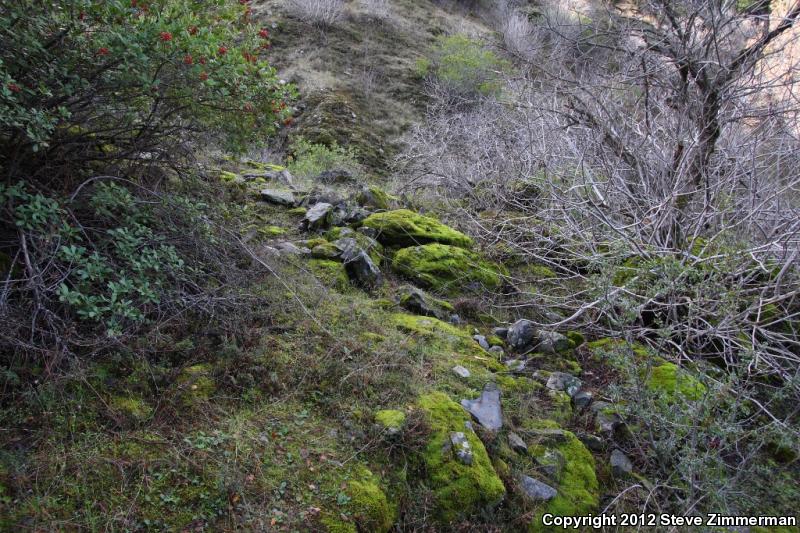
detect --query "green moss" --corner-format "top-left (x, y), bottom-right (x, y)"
top-left (305, 237), bottom-right (328, 249)
top-left (375, 409), bottom-right (406, 431)
top-left (219, 170), bottom-right (240, 183)
top-left (345, 471), bottom-right (396, 532)
top-left (417, 392), bottom-right (506, 523)
top-left (176, 364), bottom-right (216, 405)
top-left (356, 186), bottom-right (398, 210)
top-left (362, 210), bottom-right (473, 248)
top-left (259, 225), bottom-right (287, 237)
top-left (287, 206), bottom-right (308, 216)
top-left (487, 335), bottom-right (504, 347)
top-left (392, 243), bottom-right (506, 294)
top-left (565, 331), bottom-right (585, 347)
top-left (308, 259), bottom-right (350, 290)
top-left (311, 241), bottom-right (342, 259)
top-left (108, 395), bottom-right (152, 422)
top-left (321, 516), bottom-right (357, 533)
top-left (647, 362), bottom-right (706, 401)
top-left (531, 430), bottom-right (599, 531)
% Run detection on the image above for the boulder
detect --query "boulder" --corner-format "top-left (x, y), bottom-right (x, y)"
top-left (461, 383), bottom-right (503, 431)
top-left (356, 185), bottom-right (398, 210)
top-left (537, 330), bottom-right (574, 354)
top-left (392, 243), bottom-right (506, 294)
top-left (507, 319), bottom-right (538, 351)
top-left (397, 286), bottom-right (454, 320)
top-left (418, 392), bottom-right (506, 523)
top-left (260, 189), bottom-right (295, 206)
top-left (361, 209), bottom-right (473, 248)
top-left (303, 202), bottom-right (333, 231)
top-left (343, 250), bottom-right (383, 289)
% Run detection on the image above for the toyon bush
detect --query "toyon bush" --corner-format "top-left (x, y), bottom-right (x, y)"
top-left (0, 0), bottom-right (296, 182)
top-left (0, 0), bottom-right (297, 370)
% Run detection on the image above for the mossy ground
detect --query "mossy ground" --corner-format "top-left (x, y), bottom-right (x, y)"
top-left (362, 209), bottom-right (473, 248)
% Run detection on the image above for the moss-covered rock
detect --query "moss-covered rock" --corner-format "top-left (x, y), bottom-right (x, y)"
top-left (362, 210), bottom-right (473, 248)
top-left (346, 469), bottom-right (396, 532)
top-left (392, 243), bottom-right (506, 294)
top-left (356, 186), bottom-right (398, 211)
top-left (647, 362), bottom-right (706, 401)
top-left (531, 429), bottom-right (599, 531)
top-left (308, 259), bottom-right (350, 290)
top-left (417, 392), bottom-right (506, 523)
top-left (311, 241), bottom-right (342, 259)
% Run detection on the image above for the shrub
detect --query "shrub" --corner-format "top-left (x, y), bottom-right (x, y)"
top-left (421, 34), bottom-right (510, 99)
top-left (0, 0), bottom-right (296, 182)
top-left (287, 0), bottom-right (346, 27)
top-left (286, 137), bottom-right (361, 178)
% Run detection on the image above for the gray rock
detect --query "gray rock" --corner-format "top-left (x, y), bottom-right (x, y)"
top-left (519, 475), bottom-right (557, 501)
top-left (357, 226), bottom-right (379, 239)
top-left (448, 432), bottom-right (473, 465)
top-left (537, 330), bottom-right (573, 354)
top-left (452, 365), bottom-right (471, 379)
top-left (546, 372), bottom-right (582, 398)
top-left (507, 319), bottom-right (538, 351)
top-left (592, 402), bottom-right (624, 434)
top-left (398, 286), bottom-right (451, 320)
top-left (536, 449), bottom-right (566, 481)
top-left (505, 359), bottom-right (526, 373)
top-left (333, 238), bottom-right (359, 260)
top-left (578, 433), bottom-right (605, 452)
top-left (488, 345), bottom-right (505, 357)
top-left (473, 335), bottom-right (490, 350)
top-left (492, 327), bottom-right (509, 339)
top-left (449, 314), bottom-right (464, 325)
top-left (300, 188), bottom-right (343, 207)
top-left (572, 390), bottom-right (593, 409)
top-left (260, 189), bottom-right (295, 206)
top-left (461, 383), bottom-right (503, 431)
top-left (303, 202), bottom-right (333, 231)
top-left (343, 250), bottom-right (383, 289)
top-left (275, 242), bottom-right (311, 256)
top-left (344, 206), bottom-right (371, 224)
top-left (610, 448), bottom-right (633, 477)
top-left (332, 227), bottom-right (355, 239)
top-left (508, 432), bottom-right (528, 454)
top-left (315, 169), bottom-right (354, 184)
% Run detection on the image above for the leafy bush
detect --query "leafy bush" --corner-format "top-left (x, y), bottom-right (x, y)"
top-left (0, 0), bottom-right (296, 181)
top-left (421, 34), bottom-right (510, 98)
top-left (286, 137), bottom-right (361, 178)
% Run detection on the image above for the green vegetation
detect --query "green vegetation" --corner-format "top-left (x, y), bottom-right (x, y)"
top-left (287, 137), bottom-right (361, 179)
top-left (420, 34), bottom-right (511, 97)
top-left (392, 243), bottom-right (506, 293)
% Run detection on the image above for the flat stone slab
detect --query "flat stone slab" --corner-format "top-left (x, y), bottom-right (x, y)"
top-left (519, 475), bottom-right (557, 501)
top-left (461, 383), bottom-right (502, 431)
top-left (260, 189), bottom-right (295, 206)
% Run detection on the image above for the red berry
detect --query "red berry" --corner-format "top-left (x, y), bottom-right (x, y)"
top-left (259, 28), bottom-right (269, 38)
top-left (159, 31), bottom-right (173, 42)
top-left (217, 46), bottom-right (227, 55)
top-left (7, 83), bottom-right (21, 93)
top-left (78, 11), bottom-right (86, 21)
top-left (183, 54), bottom-right (193, 65)
top-left (97, 47), bottom-right (110, 56)
top-left (199, 57), bottom-right (207, 65)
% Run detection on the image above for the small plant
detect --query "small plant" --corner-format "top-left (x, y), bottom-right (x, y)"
top-left (286, 137), bottom-right (361, 179)
top-left (287, 0), bottom-right (346, 27)
top-left (421, 34), bottom-right (510, 99)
